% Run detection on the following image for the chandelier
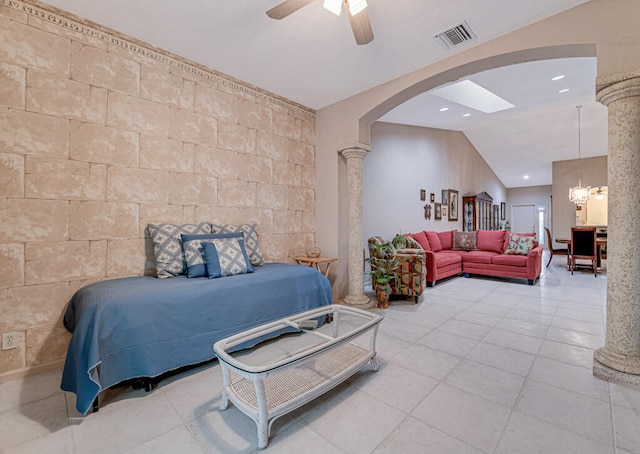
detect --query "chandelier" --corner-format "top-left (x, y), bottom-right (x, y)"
top-left (569, 105), bottom-right (591, 206)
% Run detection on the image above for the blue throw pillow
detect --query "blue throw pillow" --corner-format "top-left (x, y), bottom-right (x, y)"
top-left (181, 233), bottom-right (243, 278)
top-left (202, 238), bottom-right (254, 279)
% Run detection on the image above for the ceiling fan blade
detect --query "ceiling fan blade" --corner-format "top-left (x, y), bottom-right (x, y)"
top-left (266, 0), bottom-right (315, 19)
top-left (347, 8), bottom-right (374, 45)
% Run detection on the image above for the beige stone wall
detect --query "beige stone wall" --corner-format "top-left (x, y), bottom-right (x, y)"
top-left (0, 1), bottom-right (316, 375)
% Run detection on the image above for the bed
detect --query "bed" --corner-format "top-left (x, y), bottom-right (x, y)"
top-left (61, 263), bottom-right (332, 415)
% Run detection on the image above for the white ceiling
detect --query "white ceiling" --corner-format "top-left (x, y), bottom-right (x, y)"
top-left (380, 57), bottom-right (609, 188)
top-left (42, 0), bottom-right (606, 188)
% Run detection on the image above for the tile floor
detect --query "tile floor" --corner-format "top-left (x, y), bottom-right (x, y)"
top-left (2, 254), bottom-right (640, 453)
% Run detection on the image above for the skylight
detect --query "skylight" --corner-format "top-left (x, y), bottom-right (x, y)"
top-left (430, 80), bottom-right (514, 114)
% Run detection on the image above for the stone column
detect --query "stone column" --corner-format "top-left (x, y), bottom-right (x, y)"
top-left (340, 145), bottom-right (373, 308)
top-left (593, 70), bottom-right (640, 385)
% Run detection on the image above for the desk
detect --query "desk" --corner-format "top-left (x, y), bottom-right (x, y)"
top-left (555, 238), bottom-right (606, 268)
top-left (293, 256), bottom-right (337, 278)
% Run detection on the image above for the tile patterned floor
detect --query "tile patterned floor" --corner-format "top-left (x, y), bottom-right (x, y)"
top-left (2, 255), bottom-right (640, 453)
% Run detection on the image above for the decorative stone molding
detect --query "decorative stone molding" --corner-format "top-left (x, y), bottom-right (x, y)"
top-left (594, 71), bottom-right (640, 384)
top-left (340, 145), bottom-right (372, 308)
top-left (2, 0), bottom-right (314, 118)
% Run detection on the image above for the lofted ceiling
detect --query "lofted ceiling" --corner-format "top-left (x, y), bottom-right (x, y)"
top-left (41, 0), bottom-right (605, 188)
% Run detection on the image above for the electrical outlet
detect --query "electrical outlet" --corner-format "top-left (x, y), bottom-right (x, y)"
top-left (2, 333), bottom-right (17, 351)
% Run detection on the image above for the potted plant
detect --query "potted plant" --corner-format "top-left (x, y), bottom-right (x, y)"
top-left (391, 234), bottom-right (409, 250)
top-left (366, 255), bottom-right (400, 309)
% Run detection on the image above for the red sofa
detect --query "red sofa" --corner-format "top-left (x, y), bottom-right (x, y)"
top-left (405, 229), bottom-right (543, 286)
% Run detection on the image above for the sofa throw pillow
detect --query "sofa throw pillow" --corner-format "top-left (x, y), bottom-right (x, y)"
top-left (477, 230), bottom-right (506, 254)
top-left (505, 233), bottom-right (535, 256)
top-left (182, 233), bottom-right (243, 278)
top-left (202, 239), bottom-right (254, 278)
top-left (503, 232), bottom-right (537, 253)
top-left (452, 231), bottom-right (477, 251)
top-left (210, 223), bottom-right (265, 266)
top-left (409, 231), bottom-right (431, 251)
top-left (147, 222), bottom-right (211, 278)
top-left (438, 230), bottom-right (456, 250)
top-left (404, 235), bottom-right (423, 250)
top-left (425, 231), bottom-right (443, 252)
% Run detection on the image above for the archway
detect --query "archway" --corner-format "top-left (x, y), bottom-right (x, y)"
top-left (358, 44), bottom-right (596, 145)
top-left (337, 44), bottom-right (598, 307)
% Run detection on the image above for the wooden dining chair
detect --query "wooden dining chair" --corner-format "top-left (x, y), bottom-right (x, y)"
top-left (544, 227), bottom-right (568, 267)
top-left (570, 226), bottom-right (598, 276)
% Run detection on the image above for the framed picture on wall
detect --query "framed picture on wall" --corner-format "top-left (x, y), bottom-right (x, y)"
top-left (424, 204), bottom-right (432, 220)
top-left (500, 202), bottom-right (506, 220)
top-left (448, 189), bottom-right (459, 221)
top-left (442, 189), bottom-right (449, 206)
top-left (442, 206), bottom-right (448, 218)
top-left (430, 193), bottom-right (435, 203)
top-left (435, 203), bottom-right (442, 220)
top-left (420, 189), bottom-right (426, 201)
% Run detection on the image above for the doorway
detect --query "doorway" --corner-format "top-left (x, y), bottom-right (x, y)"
top-left (511, 203), bottom-right (548, 242)
top-left (511, 204), bottom-right (537, 238)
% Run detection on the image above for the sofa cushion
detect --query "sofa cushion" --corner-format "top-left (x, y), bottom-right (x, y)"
top-left (434, 251), bottom-right (463, 267)
top-left (452, 231), bottom-right (477, 251)
top-left (438, 230), bottom-right (455, 250)
top-left (409, 231), bottom-right (431, 251)
top-left (425, 231), bottom-right (442, 252)
top-left (462, 250), bottom-right (498, 264)
top-left (477, 230), bottom-right (506, 254)
top-left (492, 254), bottom-right (528, 267)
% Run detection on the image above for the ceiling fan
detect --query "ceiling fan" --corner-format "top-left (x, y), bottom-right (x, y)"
top-left (594, 186), bottom-right (607, 200)
top-left (267, 0), bottom-right (374, 45)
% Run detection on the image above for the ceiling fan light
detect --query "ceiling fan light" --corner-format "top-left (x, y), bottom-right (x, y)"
top-left (323, 0), bottom-right (342, 15)
top-left (347, 0), bottom-right (367, 16)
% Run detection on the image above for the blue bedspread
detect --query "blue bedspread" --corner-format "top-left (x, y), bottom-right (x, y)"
top-left (61, 263), bottom-right (332, 414)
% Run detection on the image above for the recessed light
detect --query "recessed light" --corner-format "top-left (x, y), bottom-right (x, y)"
top-left (558, 88), bottom-right (570, 93)
top-left (463, 113), bottom-right (471, 117)
top-left (552, 75), bottom-right (565, 81)
top-left (439, 107), bottom-right (449, 112)
top-left (524, 175), bottom-right (530, 179)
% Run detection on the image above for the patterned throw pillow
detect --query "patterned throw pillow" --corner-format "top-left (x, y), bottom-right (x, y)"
top-left (210, 223), bottom-right (265, 266)
top-left (182, 233), bottom-right (243, 278)
top-left (404, 235), bottom-right (423, 250)
top-left (202, 239), bottom-right (254, 278)
top-left (505, 233), bottom-right (535, 255)
top-left (452, 231), bottom-right (477, 251)
top-left (147, 223), bottom-right (211, 278)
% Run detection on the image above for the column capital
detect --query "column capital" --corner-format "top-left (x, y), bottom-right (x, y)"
top-left (596, 72), bottom-right (640, 106)
top-left (339, 143), bottom-right (371, 160)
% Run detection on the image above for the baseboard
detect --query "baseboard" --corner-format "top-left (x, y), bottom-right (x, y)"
top-left (0, 360), bottom-right (65, 384)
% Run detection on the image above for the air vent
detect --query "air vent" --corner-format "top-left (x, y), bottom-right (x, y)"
top-left (434, 21), bottom-right (476, 50)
